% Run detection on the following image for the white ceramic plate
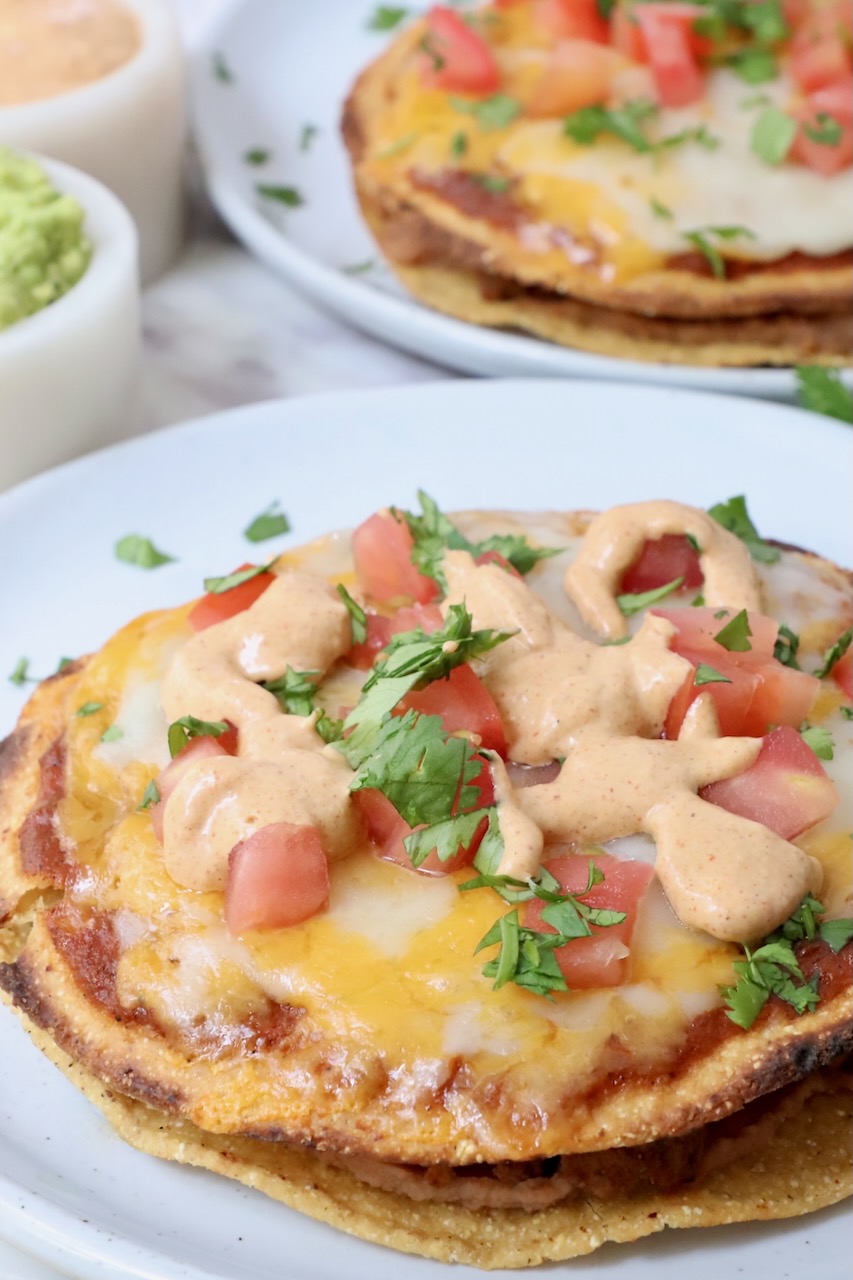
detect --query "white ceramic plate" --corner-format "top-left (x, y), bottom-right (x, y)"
top-left (189, 0), bottom-right (850, 401)
top-left (0, 381), bottom-right (850, 1280)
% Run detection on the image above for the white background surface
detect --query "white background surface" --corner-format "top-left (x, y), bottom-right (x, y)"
top-left (0, 381), bottom-right (851, 1279)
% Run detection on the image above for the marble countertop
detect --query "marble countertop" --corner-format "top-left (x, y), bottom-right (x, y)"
top-left (140, 0), bottom-right (447, 436)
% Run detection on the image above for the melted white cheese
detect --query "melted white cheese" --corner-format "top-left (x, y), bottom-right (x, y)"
top-left (498, 69), bottom-right (852, 259)
top-left (94, 678), bottom-right (171, 770)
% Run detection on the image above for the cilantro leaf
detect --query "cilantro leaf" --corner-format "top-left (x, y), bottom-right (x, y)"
top-left (803, 112), bottom-right (843, 146)
top-left (337, 584), bottom-right (367, 644)
top-left (694, 663), bottom-right (732, 686)
top-left (76, 701), bottom-right (104, 717)
top-left (616, 576), bottom-right (684, 617)
top-left (167, 716), bottom-right (229, 758)
top-left (100, 725), bottom-right (123, 743)
top-left (726, 46), bottom-right (778, 83)
top-left (773, 623), bottom-right (800, 668)
top-left (262, 667), bottom-right (318, 717)
top-left (243, 147), bottom-right (271, 167)
top-left (564, 100), bottom-right (657, 152)
top-left (820, 918), bottom-right (853, 952)
top-left (115, 534), bottom-right (175, 569)
top-left (399, 490), bottom-right (560, 589)
top-left (256, 183), bottom-right (304, 208)
top-left (450, 93), bottom-right (522, 131)
top-left (815, 627), bottom-right (852, 679)
top-left (350, 710), bottom-right (484, 826)
top-left (367, 5), bottom-right (408, 30)
top-left (404, 806), bottom-right (501, 868)
top-left (450, 130), bottom-right (468, 157)
top-left (751, 106), bottom-right (797, 165)
top-left (650, 197), bottom-right (673, 220)
top-left (800, 724), bottom-right (834, 761)
top-left (377, 132), bottom-right (419, 159)
top-left (212, 51), bottom-right (233, 84)
top-left (707, 495), bottom-right (780, 564)
top-left (469, 173), bottom-right (513, 194)
top-left (795, 367), bottom-right (853, 424)
top-left (316, 711), bottom-right (344, 744)
top-left (203, 561), bottom-right (276, 595)
top-left (683, 226), bottom-right (756, 279)
top-left (300, 124), bottom-right (319, 152)
top-left (713, 608), bottom-right (752, 652)
top-left (8, 657), bottom-right (32, 686)
top-left (244, 503), bottom-right (290, 543)
top-left (341, 259), bottom-right (375, 275)
top-left (137, 779), bottom-right (161, 812)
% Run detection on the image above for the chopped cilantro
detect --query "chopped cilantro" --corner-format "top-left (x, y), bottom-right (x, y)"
top-left (814, 627), bottom-right (852, 680)
top-left (564, 100), bottom-right (657, 152)
top-left (203, 561), bottom-right (276, 595)
top-left (398, 490), bottom-right (560, 591)
top-left (243, 147), bottom-right (271, 166)
top-left (682, 226), bottom-right (756, 279)
top-left (256, 183), bottom-right (304, 208)
top-left (341, 259), bottom-right (376, 275)
top-left (367, 5), bottom-right (408, 30)
top-left (76, 701), bottom-right (104, 717)
top-left (167, 716), bottom-right (229, 758)
top-left (56, 657), bottom-right (75, 673)
top-left (244, 503), bottom-right (290, 543)
top-left (723, 893), bottom-right (852, 1028)
top-left (315, 711), bottom-right (344, 744)
top-left (795, 367), bottom-right (853, 424)
top-left (773, 623), bottom-right (800, 668)
top-left (650, 197), bottom-right (673, 220)
top-left (751, 106), bottom-right (797, 166)
top-left (212, 52), bottom-right (233, 84)
top-left (841, 705), bottom-right (853, 721)
top-left (694, 663), bottom-right (731, 686)
top-left (470, 861), bottom-right (626, 998)
top-left (405, 807), bottom-right (502, 869)
top-left (115, 534), bottom-right (174, 569)
top-left (337, 584), bottom-right (367, 644)
top-left (725, 46), bottom-right (778, 83)
top-left (377, 132), bottom-right (419, 159)
top-left (137, 779), bottom-right (161, 812)
top-left (800, 724), bottom-right (834, 760)
top-left (616, 576), bottom-right (685, 617)
top-left (262, 667), bottom-right (318, 717)
top-left (450, 93), bottom-right (522, 131)
top-left (300, 124), bottom-right (319, 152)
top-left (713, 608), bottom-right (752, 652)
top-left (450, 130), bottom-right (468, 158)
top-left (742, 0), bottom-right (788, 43)
top-left (469, 173), bottom-right (512, 194)
top-left (596, 0), bottom-right (616, 16)
top-left (8, 657), bottom-right (31, 686)
top-left (707, 495), bottom-right (780, 564)
top-left (803, 113), bottom-right (843, 146)
top-left (100, 725), bottom-right (123, 743)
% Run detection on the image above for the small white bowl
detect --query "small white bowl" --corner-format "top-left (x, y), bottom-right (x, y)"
top-left (0, 155), bottom-right (140, 493)
top-left (0, 0), bottom-right (186, 284)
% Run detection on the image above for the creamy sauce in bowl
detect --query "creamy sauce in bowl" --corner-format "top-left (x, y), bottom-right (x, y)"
top-left (0, 0), bottom-right (141, 107)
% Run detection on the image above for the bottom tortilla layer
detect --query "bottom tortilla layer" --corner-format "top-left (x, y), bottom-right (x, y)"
top-left (15, 1010), bottom-right (852, 1270)
top-left (363, 201), bottom-right (852, 369)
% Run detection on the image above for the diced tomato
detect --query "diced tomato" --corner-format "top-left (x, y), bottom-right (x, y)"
top-left (701, 726), bottom-right (839, 840)
top-left (532, 0), bottom-right (610, 43)
top-left (351, 511), bottom-right (438, 607)
top-left (833, 645), bottom-right (853, 699)
top-left (528, 39), bottom-right (624, 115)
top-left (224, 822), bottom-right (330, 934)
top-left (149, 734), bottom-right (233, 842)
top-left (653, 606), bottom-right (778, 656)
top-left (398, 663), bottom-right (508, 755)
top-left (522, 852), bottom-right (653, 988)
top-left (391, 602), bottom-right (446, 634)
top-left (621, 535), bottom-right (703, 596)
top-left (635, 6), bottom-right (705, 106)
top-left (420, 6), bottom-right (501, 93)
top-left (610, 4), bottom-right (647, 61)
top-left (790, 33), bottom-right (852, 92)
top-left (656, 607), bottom-right (820, 738)
top-left (355, 760), bottom-right (493, 876)
top-left (188, 565), bottom-right (276, 632)
top-left (789, 91), bottom-right (853, 175)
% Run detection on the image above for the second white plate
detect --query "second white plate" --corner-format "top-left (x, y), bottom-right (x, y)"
top-left (191, 0), bottom-right (846, 401)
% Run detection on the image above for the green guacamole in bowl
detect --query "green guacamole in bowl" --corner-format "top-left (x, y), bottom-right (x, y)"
top-left (0, 148), bottom-right (92, 331)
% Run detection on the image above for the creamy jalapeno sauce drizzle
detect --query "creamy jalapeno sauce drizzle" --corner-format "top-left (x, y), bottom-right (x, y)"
top-left (158, 502), bottom-right (823, 943)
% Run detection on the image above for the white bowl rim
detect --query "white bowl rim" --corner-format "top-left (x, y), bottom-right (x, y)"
top-left (0, 0), bottom-right (180, 123)
top-left (0, 153), bottom-right (138, 357)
